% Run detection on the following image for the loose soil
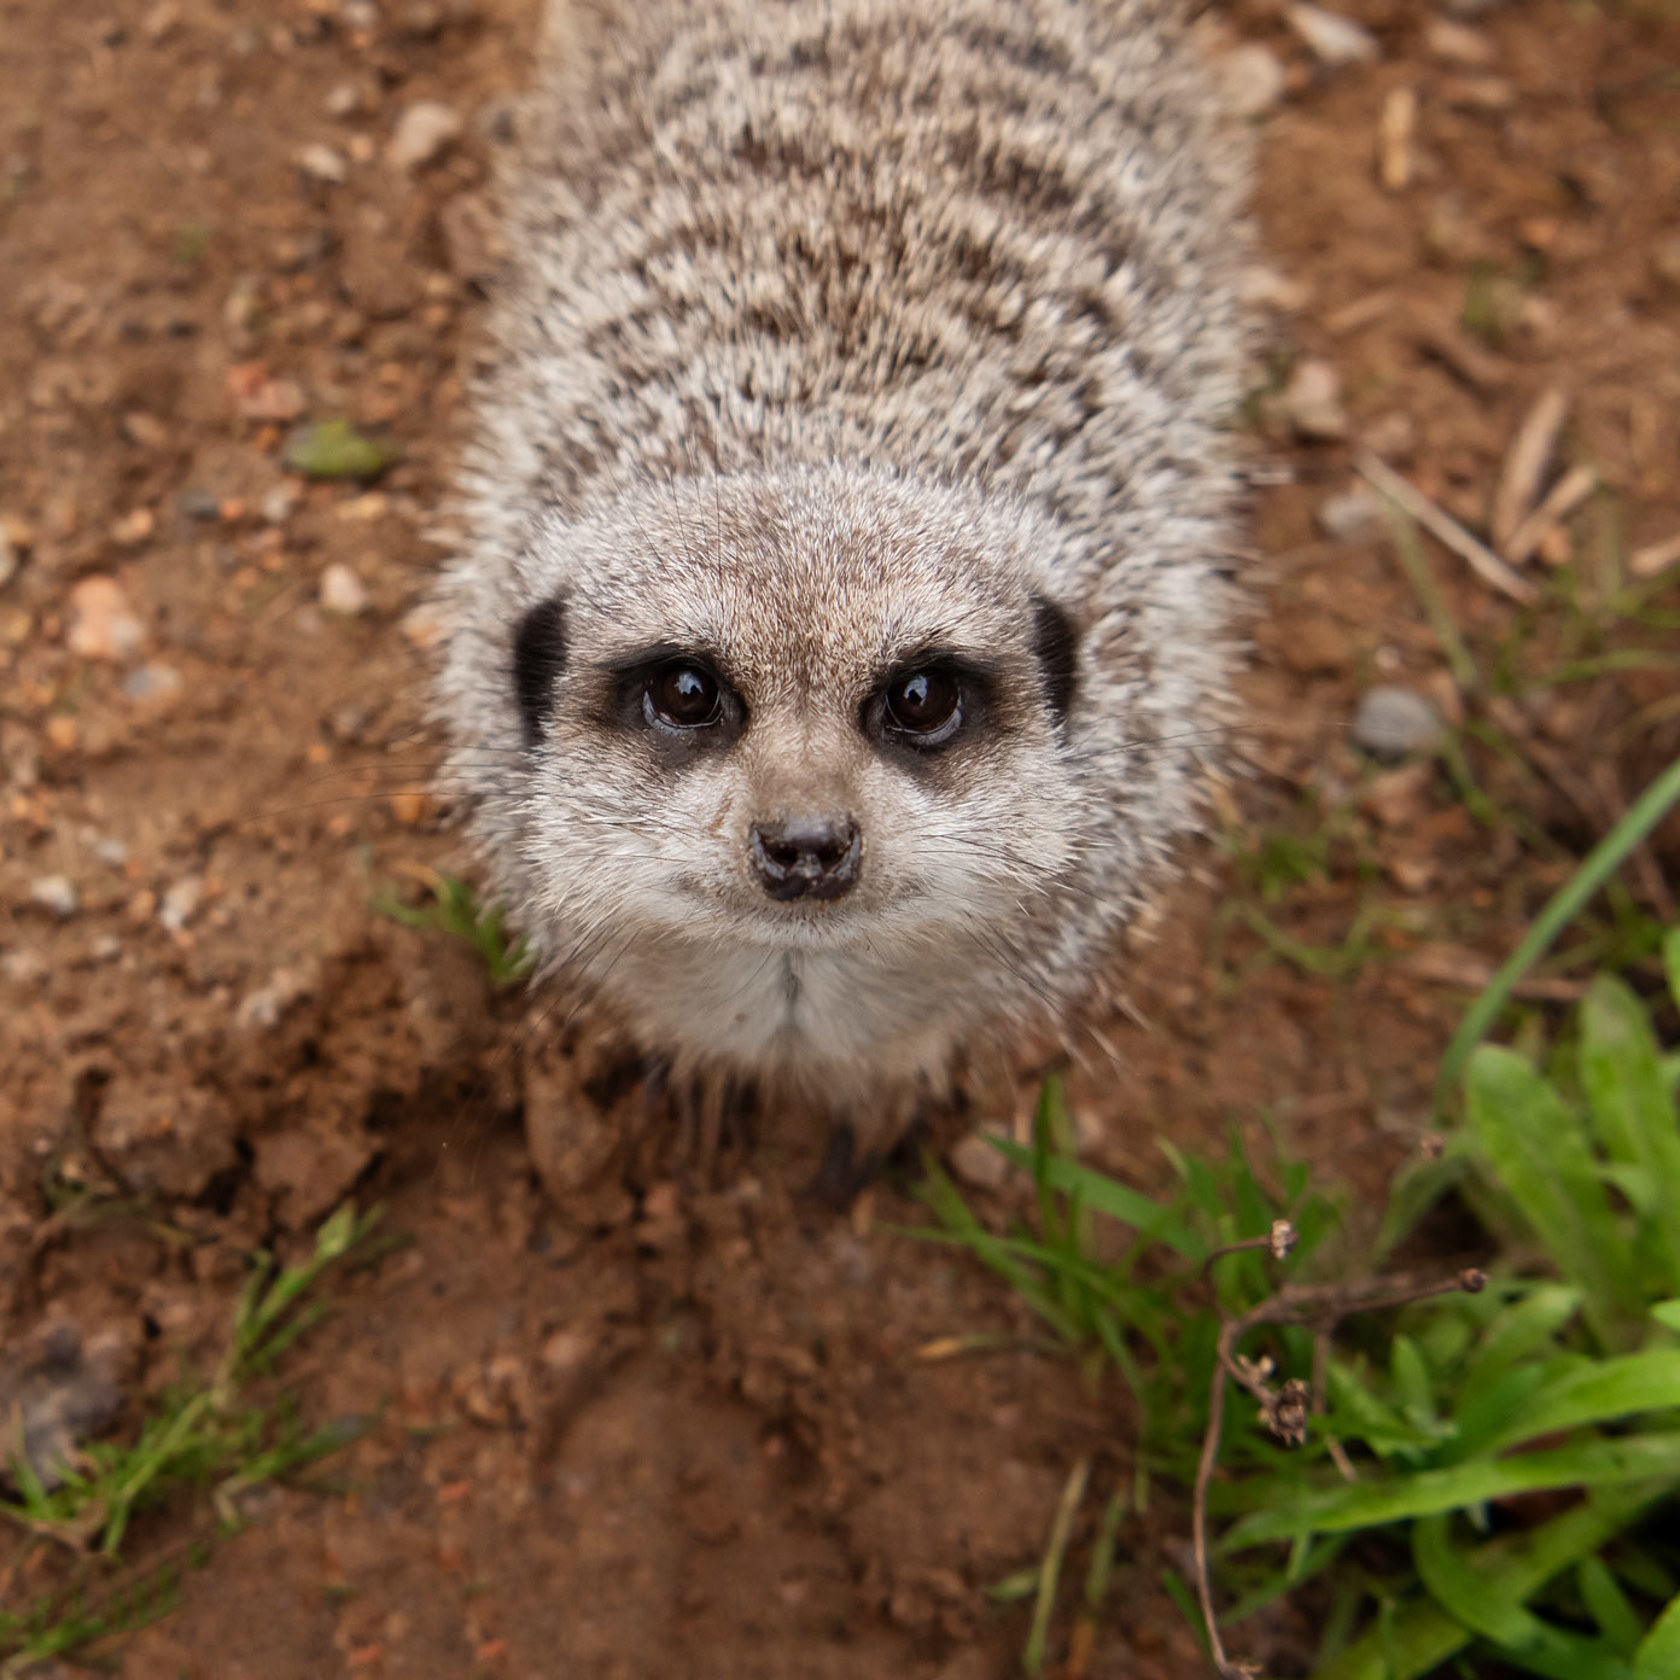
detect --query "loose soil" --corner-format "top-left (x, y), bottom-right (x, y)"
top-left (2, 1), bottom-right (1679, 1676)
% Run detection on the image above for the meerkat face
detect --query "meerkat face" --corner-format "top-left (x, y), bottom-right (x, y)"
top-left (478, 466), bottom-right (1087, 1078)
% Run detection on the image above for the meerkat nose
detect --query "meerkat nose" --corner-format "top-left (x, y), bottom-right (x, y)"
top-left (750, 816), bottom-right (862, 903)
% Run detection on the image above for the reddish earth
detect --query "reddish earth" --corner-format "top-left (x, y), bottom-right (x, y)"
top-left (2, 0), bottom-right (1678, 1675)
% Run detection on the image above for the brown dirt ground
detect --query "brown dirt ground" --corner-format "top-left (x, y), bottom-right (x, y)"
top-left (3, 0), bottom-right (1679, 1675)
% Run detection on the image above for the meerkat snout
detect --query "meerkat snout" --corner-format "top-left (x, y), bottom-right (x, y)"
top-left (750, 815), bottom-right (863, 902)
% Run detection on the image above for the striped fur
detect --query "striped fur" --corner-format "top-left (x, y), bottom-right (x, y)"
top-left (438, 0), bottom-right (1251, 1136)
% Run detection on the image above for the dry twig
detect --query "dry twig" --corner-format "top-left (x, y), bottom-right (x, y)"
top-left (1355, 450), bottom-right (1537, 605)
top-left (1504, 463), bottom-right (1598, 567)
top-left (1492, 387), bottom-right (1568, 553)
top-left (1189, 1234), bottom-right (1487, 1680)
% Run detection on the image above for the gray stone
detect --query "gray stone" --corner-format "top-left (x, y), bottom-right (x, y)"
top-left (1353, 686), bottom-right (1444, 759)
top-left (1317, 486), bottom-right (1383, 541)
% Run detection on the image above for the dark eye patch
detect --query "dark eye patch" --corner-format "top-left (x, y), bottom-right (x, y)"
top-left (1030, 594), bottom-right (1078, 730)
top-left (512, 596), bottom-right (567, 748)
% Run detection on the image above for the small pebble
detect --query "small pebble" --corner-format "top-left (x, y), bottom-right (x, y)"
top-left (320, 563), bottom-right (370, 616)
top-left (30, 875), bottom-right (80, 919)
top-left (1286, 3), bottom-right (1380, 67)
top-left (92, 934), bottom-right (123, 963)
top-left (159, 876), bottom-right (204, 933)
top-left (90, 834), bottom-right (129, 868)
top-left (1316, 487), bottom-right (1382, 540)
top-left (949, 1129), bottom-right (1012, 1191)
top-left (1278, 358), bottom-right (1349, 442)
top-left (179, 487), bottom-right (221, 522)
top-left (261, 481), bottom-right (303, 525)
top-left (341, 0), bottom-right (379, 27)
top-left (325, 82), bottom-right (364, 118)
top-left (67, 577), bottom-right (145, 662)
top-left (1239, 266), bottom-right (1312, 313)
top-left (122, 662), bottom-right (184, 704)
top-left (296, 143), bottom-right (349, 185)
top-left (1217, 44), bottom-right (1288, 120)
top-left (1353, 686), bottom-right (1444, 759)
top-left (1, 948), bottom-right (48, 983)
top-left (1424, 17), bottom-right (1496, 65)
top-left (401, 603), bottom-right (445, 650)
top-left (387, 101), bottom-right (463, 171)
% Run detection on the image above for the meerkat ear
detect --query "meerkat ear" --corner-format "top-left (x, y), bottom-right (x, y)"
top-left (1030, 595), bottom-right (1078, 729)
top-left (512, 595), bottom-right (567, 747)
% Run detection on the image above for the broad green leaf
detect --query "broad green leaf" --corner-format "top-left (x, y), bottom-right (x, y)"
top-left (1392, 1336), bottom-right (1439, 1430)
top-left (1221, 1434), bottom-right (1680, 1548)
top-left (283, 418), bottom-right (399, 480)
top-left (1460, 1285), bottom-right (1581, 1400)
top-left (1325, 1361), bottom-right (1441, 1458)
top-left (1653, 1300), bottom-right (1680, 1334)
top-left (1467, 1046), bottom-right (1644, 1347)
top-left (1635, 1592), bottom-right (1680, 1679)
top-left (1475, 1351), bottom-right (1680, 1456)
top-left (1317, 1486), bottom-right (1668, 1680)
top-left (1446, 1362), bottom-right (1552, 1464)
top-left (1412, 1513), bottom-right (1632, 1679)
top-left (1580, 975), bottom-right (1680, 1294)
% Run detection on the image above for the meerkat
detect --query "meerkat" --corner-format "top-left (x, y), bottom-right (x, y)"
top-left (437, 0), bottom-right (1251, 1175)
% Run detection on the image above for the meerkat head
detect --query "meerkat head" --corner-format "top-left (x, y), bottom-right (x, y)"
top-left (447, 464), bottom-right (1096, 1095)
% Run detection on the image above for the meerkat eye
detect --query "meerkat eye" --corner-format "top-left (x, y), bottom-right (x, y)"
top-left (645, 662), bottom-right (722, 730)
top-left (883, 667), bottom-right (963, 743)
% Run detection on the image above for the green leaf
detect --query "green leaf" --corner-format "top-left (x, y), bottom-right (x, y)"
top-left (1653, 1301), bottom-right (1680, 1334)
top-left (1635, 1592), bottom-right (1680, 1679)
top-left (1466, 1046), bottom-right (1644, 1347)
top-left (1317, 1486), bottom-right (1669, 1680)
top-left (283, 418), bottom-right (399, 480)
top-left (1474, 1351), bottom-right (1680, 1456)
top-left (1413, 1513), bottom-right (1633, 1678)
top-left (1578, 1556), bottom-right (1645, 1658)
top-left (1664, 927), bottom-right (1680, 1014)
top-left (1461, 1285), bottom-right (1581, 1395)
top-left (1221, 1434), bottom-right (1680, 1548)
top-left (1580, 975), bottom-right (1680, 1294)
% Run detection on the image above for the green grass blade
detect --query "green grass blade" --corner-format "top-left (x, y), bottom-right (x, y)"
top-left (1579, 975), bottom-right (1680, 1295)
top-left (1466, 1046), bottom-right (1644, 1346)
top-left (985, 1139), bottom-right (1207, 1260)
top-left (1436, 753), bottom-right (1680, 1114)
top-left (1221, 1435), bottom-right (1680, 1548)
top-left (1023, 1456), bottom-right (1089, 1677)
top-left (1665, 928), bottom-right (1680, 1012)
top-left (1635, 1593), bottom-right (1680, 1679)
top-left (1578, 1556), bottom-right (1646, 1658)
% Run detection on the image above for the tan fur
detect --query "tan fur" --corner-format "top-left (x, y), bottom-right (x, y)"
top-left (437, 0), bottom-right (1252, 1146)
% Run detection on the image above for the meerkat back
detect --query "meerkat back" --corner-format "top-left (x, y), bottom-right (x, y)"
top-left (438, 0), bottom-right (1249, 1165)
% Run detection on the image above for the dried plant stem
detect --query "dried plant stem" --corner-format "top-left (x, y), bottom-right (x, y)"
top-left (1191, 1258), bottom-right (1487, 1679)
top-left (1356, 450), bottom-right (1537, 605)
